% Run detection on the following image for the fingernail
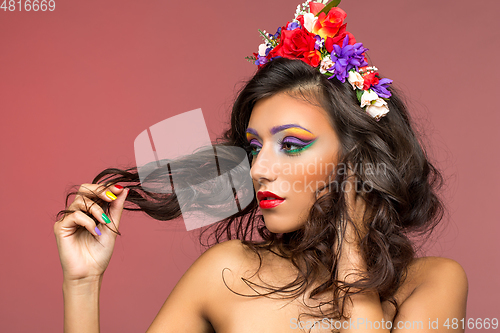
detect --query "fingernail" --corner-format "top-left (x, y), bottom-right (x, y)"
top-left (102, 213), bottom-right (111, 224)
top-left (114, 185), bottom-right (123, 189)
top-left (106, 191), bottom-right (117, 200)
top-left (95, 226), bottom-right (102, 236)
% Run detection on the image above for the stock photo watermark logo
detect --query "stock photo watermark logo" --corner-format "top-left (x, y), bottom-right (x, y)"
top-left (290, 317), bottom-right (424, 331)
top-left (133, 109), bottom-right (387, 230)
top-left (134, 109), bottom-right (254, 231)
top-left (251, 155), bottom-right (386, 194)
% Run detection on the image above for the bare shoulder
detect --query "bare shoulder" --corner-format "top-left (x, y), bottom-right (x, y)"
top-left (196, 239), bottom-right (257, 280)
top-left (200, 239), bottom-right (252, 263)
top-left (179, 239), bottom-right (254, 294)
top-left (407, 256), bottom-right (468, 289)
top-left (393, 256), bottom-right (468, 330)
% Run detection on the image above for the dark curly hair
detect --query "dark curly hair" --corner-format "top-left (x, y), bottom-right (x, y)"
top-left (57, 57), bottom-right (444, 328)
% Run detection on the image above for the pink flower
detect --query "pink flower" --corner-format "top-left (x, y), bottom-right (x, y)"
top-left (360, 90), bottom-right (379, 108)
top-left (302, 13), bottom-right (318, 33)
top-left (366, 98), bottom-right (389, 120)
top-left (319, 57), bottom-right (335, 74)
top-left (258, 43), bottom-right (268, 57)
top-left (348, 71), bottom-right (364, 90)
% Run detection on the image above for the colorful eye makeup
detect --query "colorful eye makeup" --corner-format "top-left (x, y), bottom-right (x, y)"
top-left (246, 124), bottom-right (317, 156)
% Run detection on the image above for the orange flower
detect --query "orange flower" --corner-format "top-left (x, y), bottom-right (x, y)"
top-left (304, 50), bottom-right (322, 67)
top-left (312, 7), bottom-right (347, 39)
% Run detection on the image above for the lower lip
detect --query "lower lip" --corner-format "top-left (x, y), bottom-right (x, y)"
top-left (259, 199), bottom-right (285, 209)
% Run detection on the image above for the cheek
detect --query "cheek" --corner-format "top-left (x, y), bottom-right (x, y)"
top-left (284, 154), bottom-right (337, 206)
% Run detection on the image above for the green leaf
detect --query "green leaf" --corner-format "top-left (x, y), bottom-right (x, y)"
top-left (356, 89), bottom-right (364, 103)
top-left (245, 56), bottom-right (257, 63)
top-left (258, 29), bottom-right (274, 45)
top-left (316, 0), bottom-right (342, 17)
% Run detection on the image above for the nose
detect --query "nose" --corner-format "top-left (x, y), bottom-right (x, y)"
top-left (250, 146), bottom-right (280, 185)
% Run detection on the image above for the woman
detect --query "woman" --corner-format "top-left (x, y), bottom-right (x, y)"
top-left (54, 1), bottom-right (468, 332)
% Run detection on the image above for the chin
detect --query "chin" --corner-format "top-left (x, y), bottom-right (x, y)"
top-left (264, 220), bottom-right (303, 234)
top-left (262, 209), bottom-right (308, 234)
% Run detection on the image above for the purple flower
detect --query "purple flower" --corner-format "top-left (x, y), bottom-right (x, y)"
top-left (329, 35), bottom-right (368, 82)
top-left (314, 35), bottom-right (322, 50)
top-left (270, 27), bottom-right (282, 39)
top-left (372, 78), bottom-right (393, 98)
top-left (255, 55), bottom-right (268, 66)
top-left (287, 22), bottom-right (300, 31)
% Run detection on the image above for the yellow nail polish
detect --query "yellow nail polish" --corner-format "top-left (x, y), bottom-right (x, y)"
top-left (106, 191), bottom-right (117, 200)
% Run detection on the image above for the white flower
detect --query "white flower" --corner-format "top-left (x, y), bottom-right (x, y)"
top-left (360, 89), bottom-right (379, 108)
top-left (319, 58), bottom-right (335, 74)
top-left (365, 98), bottom-right (389, 120)
top-left (258, 43), bottom-right (268, 57)
top-left (347, 71), bottom-right (364, 90)
top-left (303, 13), bottom-right (318, 33)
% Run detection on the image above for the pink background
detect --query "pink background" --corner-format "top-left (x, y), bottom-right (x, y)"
top-left (1, 0), bottom-right (498, 331)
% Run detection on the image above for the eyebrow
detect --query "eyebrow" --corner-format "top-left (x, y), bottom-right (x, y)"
top-left (271, 124), bottom-right (312, 135)
top-left (246, 128), bottom-right (259, 136)
top-left (246, 124), bottom-right (312, 137)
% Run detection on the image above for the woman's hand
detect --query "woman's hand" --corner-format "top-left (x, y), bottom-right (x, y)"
top-left (343, 169), bottom-right (369, 245)
top-left (53, 183), bottom-right (128, 281)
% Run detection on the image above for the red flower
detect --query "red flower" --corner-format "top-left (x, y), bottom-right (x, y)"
top-left (270, 27), bottom-right (320, 67)
top-left (309, 2), bottom-right (325, 15)
top-left (324, 24), bottom-right (356, 53)
top-left (362, 72), bottom-right (380, 90)
top-left (304, 50), bottom-right (322, 67)
top-left (312, 7), bottom-right (347, 39)
top-left (296, 15), bottom-right (305, 27)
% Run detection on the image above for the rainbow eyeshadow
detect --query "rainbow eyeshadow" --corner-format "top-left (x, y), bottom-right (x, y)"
top-left (246, 124), bottom-right (317, 155)
top-left (279, 128), bottom-right (316, 142)
top-left (246, 128), bottom-right (259, 141)
top-left (279, 129), bottom-right (316, 155)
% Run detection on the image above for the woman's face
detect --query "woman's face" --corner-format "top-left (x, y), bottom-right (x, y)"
top-left (247, 92), bottom-right (341, 233)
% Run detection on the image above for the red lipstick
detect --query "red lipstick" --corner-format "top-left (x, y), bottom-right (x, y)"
top-left (257, 191), bottom-right (285, 209)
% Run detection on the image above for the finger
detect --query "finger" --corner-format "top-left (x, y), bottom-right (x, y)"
top-left (106, 188), bottom-right (129, 230)
top-left (54, 210), bottom-right (102, 238)
top-left (342, 168), bottom-right (365, 226)
top-left (68, 183), bottom-right (127, 231)
top-left (69, 195), bottom-right (115, 228)
top-left (344, 170), bottom-right (356, 212)
top-left (76, 183), bottom-right (125, 204)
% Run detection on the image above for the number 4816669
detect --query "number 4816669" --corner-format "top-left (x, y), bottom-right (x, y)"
top-left (1, 0), bottom-right (55, 11)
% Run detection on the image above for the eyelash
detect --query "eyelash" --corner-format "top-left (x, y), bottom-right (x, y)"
top-left (278, 138), bottom-right (306, 156)
top-left (249, 138), bottom-right (310, 157)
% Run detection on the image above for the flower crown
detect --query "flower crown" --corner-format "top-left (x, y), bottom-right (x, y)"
top-left (246, 0), bottom-right (392, 120)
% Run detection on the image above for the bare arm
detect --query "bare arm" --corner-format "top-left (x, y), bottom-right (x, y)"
top-left (54, 183), bottom-right (223, 333)
top-left (336, 207), bottom-right (390, 333)
top-left (62, 277), bottom-right (102, 333)
top-left (391, 257), bottom-right (468, 333)
top-left (145, 239), bottom-right (246, 332)
top-left (54, 183), bottom-right (127, 333)
top-left (54, 182), bottom-right (247, 333)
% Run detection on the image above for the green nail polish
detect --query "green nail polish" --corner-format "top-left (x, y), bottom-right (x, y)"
top-left (102, 213), bottom-right (111, 224)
